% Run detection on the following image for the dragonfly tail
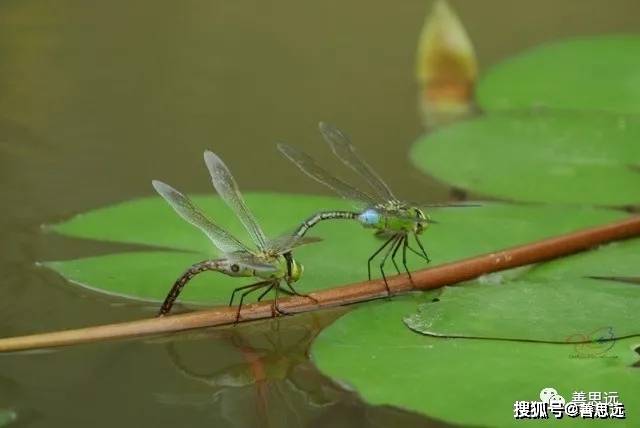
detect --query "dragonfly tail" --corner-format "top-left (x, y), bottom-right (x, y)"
top-left (158, 259), bottom-right (225, 316)
top-left (294, 210), bottom-right (359, 238)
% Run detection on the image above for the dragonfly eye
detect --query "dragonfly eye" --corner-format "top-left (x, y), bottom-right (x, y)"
top-left (230, 264), bottom-right (240, 273)
top-left (290, 260), bottom-right (303, 281)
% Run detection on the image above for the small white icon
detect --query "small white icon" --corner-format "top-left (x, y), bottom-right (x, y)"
top-left (549, 393), bottom-right (566, 407)
top-left (539, 387), bottom-right (560, 404)
top-left (548, 393), bottom-right (566, 418)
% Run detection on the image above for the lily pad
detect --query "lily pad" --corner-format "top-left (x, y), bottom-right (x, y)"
top-left (411, 111), bottom-right (640, 205)
top-left (405, 277), bottom-right (640, 342)
top-left (527, 239), bottom-right (640, 281)
top-left (47, 193), bottom-right (368, 304)
top-left (476, 35), bottom-right (640, 115)
top-left (0, 410), bottom-right (16, 427)
top-left (312, 294), bottom-right (640, 427)
top-left (49, 193), bottom-right (355, 256)
top-left (404, 239), bottom-right (640, 341)
top-left (308, 34), bottom-right (640, 427)
top-left (45, 194), bottom-right (624, 305)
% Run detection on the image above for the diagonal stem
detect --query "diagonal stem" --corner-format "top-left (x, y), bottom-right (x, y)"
top-left (2, 215), bottom-right (640, 352)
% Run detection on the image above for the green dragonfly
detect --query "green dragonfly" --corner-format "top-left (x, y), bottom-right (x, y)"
top-left (278, 122), bottom-right (475, 294)
top-left (153, 151), bottom-right (319, 320)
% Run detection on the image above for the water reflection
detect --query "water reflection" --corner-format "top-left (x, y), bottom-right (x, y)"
top-left (156, 311), bottom-right (449, 427)
top-left (158, 311), bottom-right (347, 427)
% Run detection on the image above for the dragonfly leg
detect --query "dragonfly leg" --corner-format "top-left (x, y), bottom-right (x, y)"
top-left (367, 234), bottom-right (398, 281)
top-left (406, 244), bottom-right (429, 261)
top-left (229, 281), bottom-right (267, 307)
top-left (256, 282), bottom-right (276, 302)
top-left (283, 251), bottom-right (293, 278)
top-left (272, 282), bottom-right (292, 317)
top-left (234, 280), bottom-right (273, 324)
top-left (402, 235), bottom-right (414, 285)
top-left (269, 286), bottom-right (293, 297)
top-left (158, 260), bottom-right (219, 316)
top-left (379, 235), bottom-right (401, 297)
top-left (390, 235), bottom-right (404, 275)
top-left (282, 280), bottom-right (318, 303)
top-left (414, 233), bottom-right (431, 263)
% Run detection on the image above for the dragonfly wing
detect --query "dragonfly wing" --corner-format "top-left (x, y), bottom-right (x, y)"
top-left (277, 143), bottom-right (377, 208)
top-left (226, 252), bottom-right (280, 274)
top-left (416, 202), bottom-right (482, 208)
top-left (265, 235), bottom-right (322, 255)
top-left (319, 122), bottom-right (397, 203)
top-left (203, 151), bottom-right (269, 251)
top-left (152, 180), bottom-right (250, 254)
top-left (416, 202), bottom-right (481, 224)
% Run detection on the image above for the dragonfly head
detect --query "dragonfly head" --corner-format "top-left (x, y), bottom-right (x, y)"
top-left (288, 258), bottom-right (304, 282)
top-left (413, 207), bottom-right (430, 235)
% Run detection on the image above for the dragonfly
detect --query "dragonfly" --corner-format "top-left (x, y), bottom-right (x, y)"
top-left (153, 150), bottom-right (319, 321)
top-left (278, 122), bottom-right (475, 295)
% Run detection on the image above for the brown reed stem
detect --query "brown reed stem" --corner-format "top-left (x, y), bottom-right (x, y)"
top-left (1, 215), bottom-right (640, 353)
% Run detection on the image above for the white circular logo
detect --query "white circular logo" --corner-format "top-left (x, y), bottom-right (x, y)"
top-left (540, 387), bottom-right (559, 404)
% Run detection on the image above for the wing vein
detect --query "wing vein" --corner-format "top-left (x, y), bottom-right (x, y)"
top-left (319, 122), bottom-right (396, 203)
top-left (204, 151), bottom-right (269, 250)
top-left (152, 180), bottom-right (251, 255)
top-left (277, 143), bottom-right (377, 208)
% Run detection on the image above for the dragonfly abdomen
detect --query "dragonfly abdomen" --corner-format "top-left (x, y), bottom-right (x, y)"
top-left (158, 259), bottom-right (226, 315)
top-left (357, 208), bottom-right (383, 229)
top-left (294, 210), bottom-right (358, 237)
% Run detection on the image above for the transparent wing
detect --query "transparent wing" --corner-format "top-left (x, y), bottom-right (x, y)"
top-left (416, 202), bottom-right (482, 208)
top-left (319, 121), bottom-right (396, 203)
top-left (265, 235), bottom-right (322, 255)
top-left (203, 151), bottom-right (269, 251)
top-left (226, 252), bottom-right (280, 274)
top-left (152, 180), bottom-right (251, 254)
top-left (277, 143), bottom-right (377, 208)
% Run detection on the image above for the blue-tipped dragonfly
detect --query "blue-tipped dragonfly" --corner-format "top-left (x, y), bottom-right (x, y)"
top-left (153, 151), bottom-right (319, 320)
top-left (278, 122), bottom-right (475, 294)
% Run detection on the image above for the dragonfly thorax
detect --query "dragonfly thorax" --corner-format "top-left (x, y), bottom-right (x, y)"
top-left (358, 204), bottom-right (430, 235)
top-left (247, 253), bottom-right (304, 283)
top-left (271, 254), bottom-right (303, 283)
top-left (219, 259), bottom-right (256, 277)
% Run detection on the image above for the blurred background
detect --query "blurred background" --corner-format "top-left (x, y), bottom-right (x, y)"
top-left (0, 0), bottom-right (638, 426)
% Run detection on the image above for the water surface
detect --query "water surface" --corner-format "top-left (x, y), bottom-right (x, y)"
top-left (0, 0), bottom-right (638, 426)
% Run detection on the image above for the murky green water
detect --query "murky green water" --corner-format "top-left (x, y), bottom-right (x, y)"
top-left (1, 0), bottom-right (638, 426)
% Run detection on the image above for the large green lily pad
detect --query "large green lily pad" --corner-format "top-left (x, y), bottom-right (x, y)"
top-left (47, 193), bottom-right (365, 304)
top-left (405, 241), bottom-right (640, 341)
top-left (45, 194), bottom-right (624, 305)
top-left (411, 111), bottom-right (640, 205)
top-left (311, 225), bottom-right (640, 426)
top-left (312, 294), bottom-right (640, 427)
top-left (476, 35), bottom-right (640, 115)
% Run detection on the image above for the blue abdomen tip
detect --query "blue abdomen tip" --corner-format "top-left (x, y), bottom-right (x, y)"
top-left (358, 209), bottom-right (380, 226)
